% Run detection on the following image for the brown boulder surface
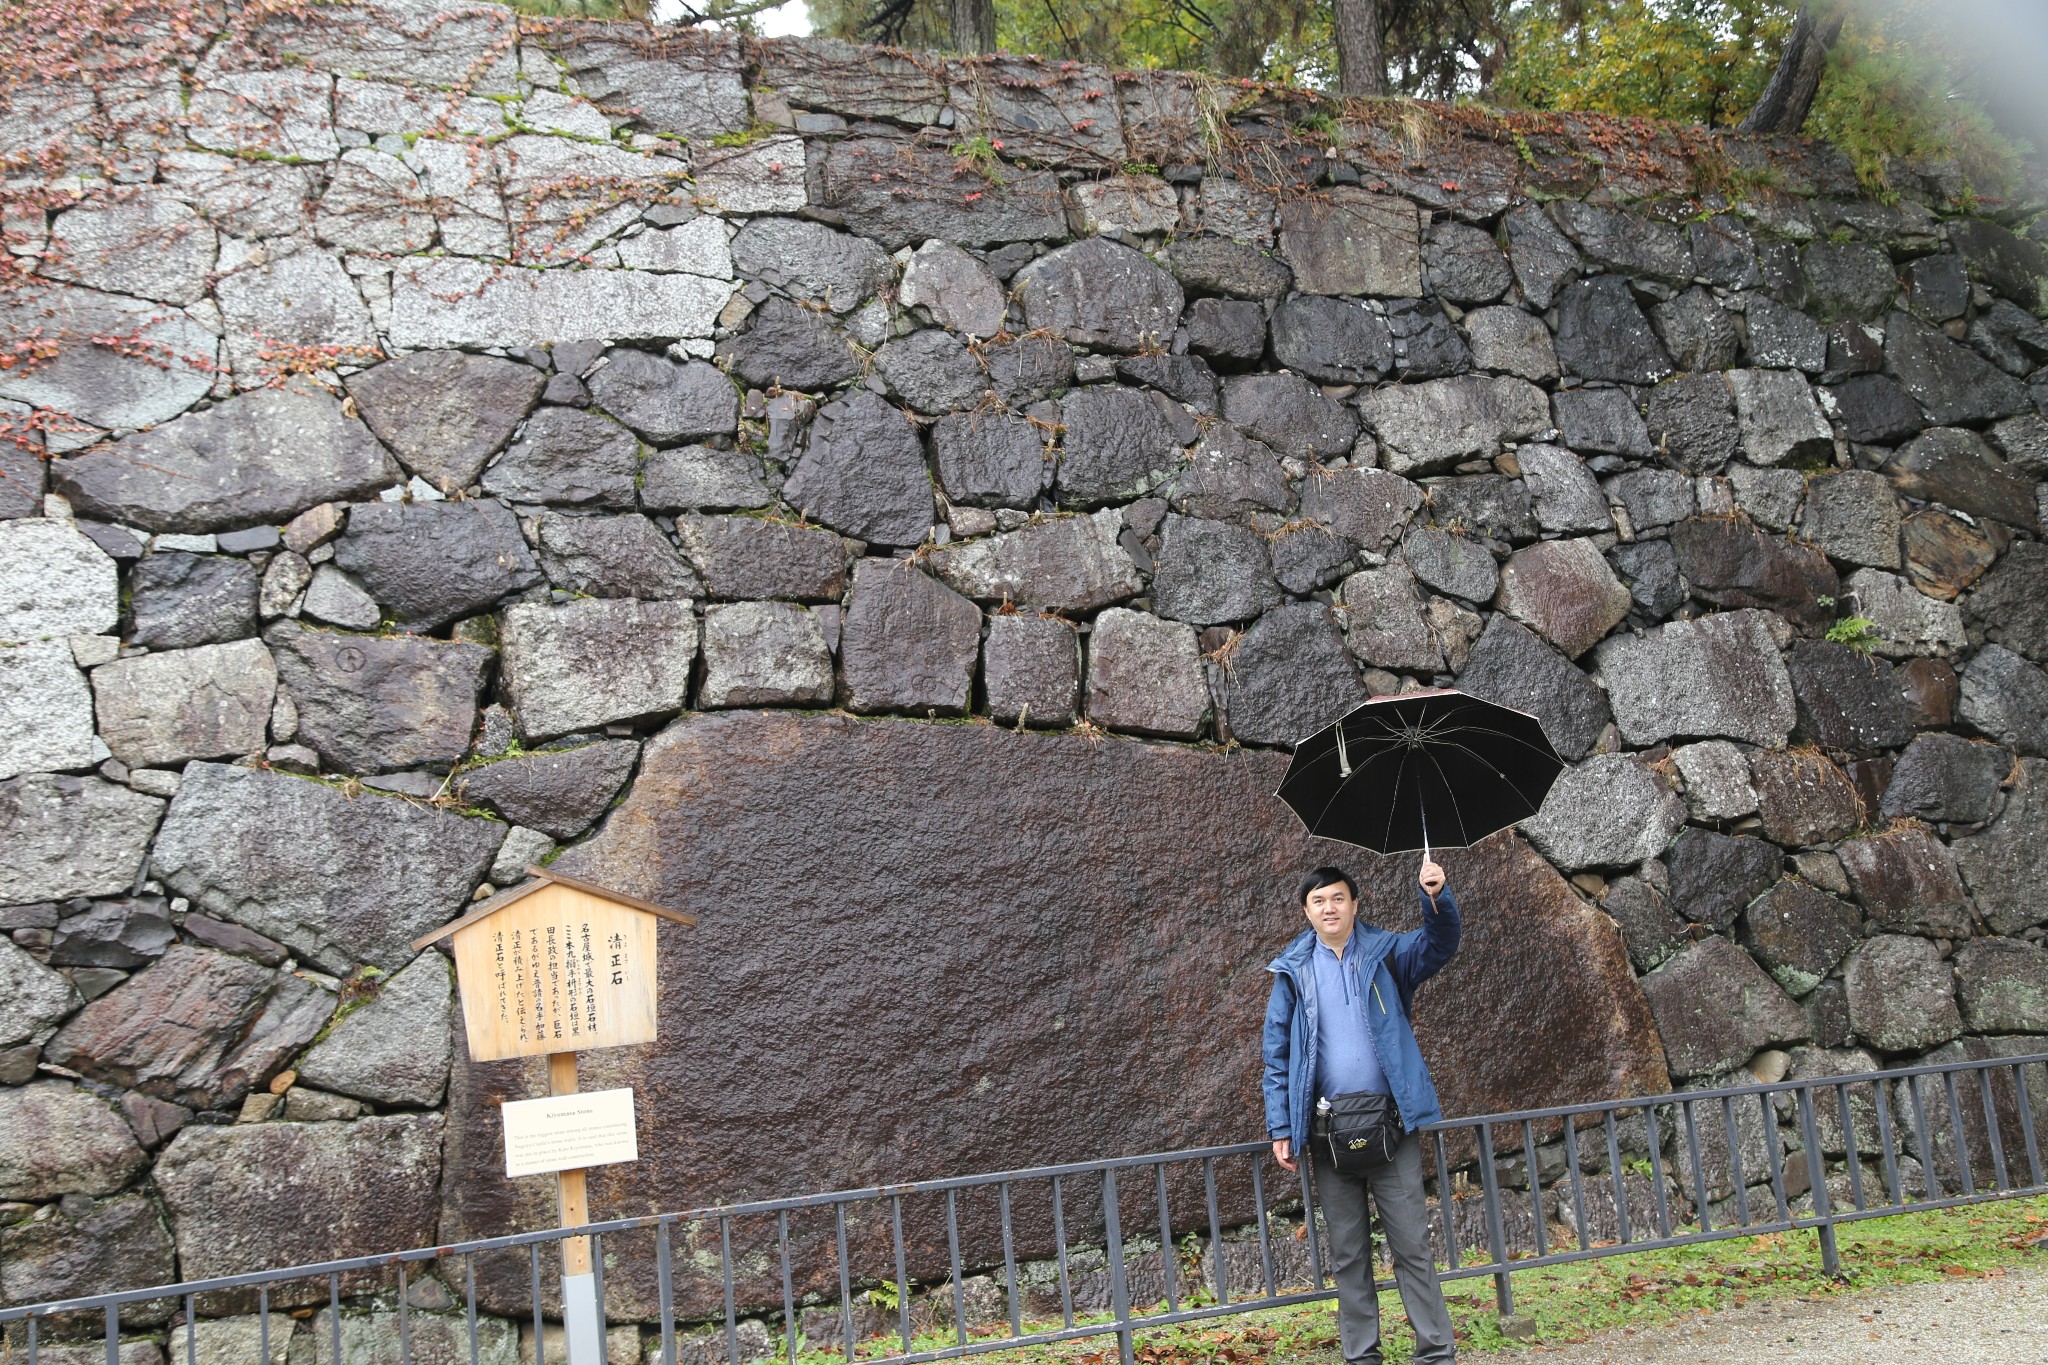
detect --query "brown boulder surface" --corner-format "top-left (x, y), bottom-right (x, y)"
top-left (441, 710), bottom-right (1665, 1318)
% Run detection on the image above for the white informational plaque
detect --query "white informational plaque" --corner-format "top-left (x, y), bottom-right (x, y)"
top-left (501, 1087), bottom-right (640, 1178)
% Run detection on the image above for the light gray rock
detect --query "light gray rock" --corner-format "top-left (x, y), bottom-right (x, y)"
top-left (389, 259), bottom-right (730, 349)
top-left (331, 499), bottom-right (544, 633)
top-left (1602, 468), bottom-right (1696, 532)
top-left (1015, 238), bottom-right (1184, 353)
top-left (0, 282), bottom-right (217, 431)
top-left (1800, 470), bottom-right (1900, 569)
top-left (640, 445), bottom-right (773, 512)
top-left (1495, 537), bottom-right (1632, 660)
top-left (260, 551), bottom-right (314, 619)
top-left (1953, 938), bottom-right (2048, 1034)
top-left (1338, 564), bottom-right (1441, 674)
top-left (1728, 368), bottom-right (1833, 467)
top-left (185, 1316), bottom-right (297, 1365)
top-left (1153, 516), bottom-right (1284, 626)
top-left (1463, 305), bottom-right (1559, 382)
top-left (0, 774), bottom-right (165, 905)
top-left (1211, 601), bottom-right (1367, 748)
top-left (54, 386), bottom-right (400, 534)
top-left (1296, 467), bottom-right (1423, 555)
top-left (297, 954), bottom-right (454, 1108)
top-left (1844, 935), bottom-right (1963, 1053)
top-left (314, 147), bottom-right (434, 253)
top-left (1952, 758), bottom-right (2048, 935)
top-left (698, 601), bottom-right (835, 708)
top-left (45, 193), bottom-right (216, 305)
top-left (91, 638), bottom-right (277, 768)
top-left (213, 246), bottom-right (377, 383)
top-left (783, 393), bottom-right (933, 546)
top-left (1639, 937), bottom-right (1807, 1080)
top-left (500, 598), bottom-right (698, 740)
top-left (927, 510), bottom-right (1140, 613)
top-left (1743, 293), bottom-right (1827, 373)
top-left (1726, 462), bottom-right (1807, 532)
top-left (1277, 189), bottom-right (1421, 297)
top-left (730, 217), bottom-right (892, 315)
top-left (489, 827), bottom-right (555, 888)
top-left (1845, 569), bottom-right (1967, 658)
top-left (315, 1308), bottom-right (519, 1365)
top-left (1672, 740), bottom-right (1758, 822)
top-left (150, 763), bottom-right (503, 972)
top-left (1594, 609), bottom-right (1797, 747)
top-left (1520, 753), bottom-right (1687, 872)
top-left (301, 564), bottom-right (381, 630)
top-left (0, 638), bottom-right (98, 779)
top-left (586, 352), bottom-right (736, 445)
top-left (0, 937), bottom-right (76, 1046)
top-left (612, 218), bottom-right (732, 277)
top-left (1357, 375), bottom-right (1548, 477)
top-left (534, 512), bottom-right (701, 600)
top-left (0, 1080), bottom-right (148, 1199)
top-left (266, 621), bottom-right (492, 775)
top-left (899, 240), bottom-right (1006, 338)
top-left (1515, 445), bottom-right (1612, 534)
top-left (1084, 608), bottom-right (1208, 738)
top-left (838, 560), bottom-right (980, 717)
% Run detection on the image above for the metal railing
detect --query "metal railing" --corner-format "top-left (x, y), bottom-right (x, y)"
top-left (5, 1052), bottom-right (2043, 1365)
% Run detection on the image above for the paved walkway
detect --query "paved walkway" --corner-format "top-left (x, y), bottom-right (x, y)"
top-left (1480, 1265), bottom-right (2047, 1362)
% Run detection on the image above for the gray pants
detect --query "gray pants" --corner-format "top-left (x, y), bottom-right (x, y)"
top-left (1309, 1131), bottom-right (1457, 1365)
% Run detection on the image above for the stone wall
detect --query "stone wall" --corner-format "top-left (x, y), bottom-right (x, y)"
top-left (4, 0), bottom-right (2048, 1346)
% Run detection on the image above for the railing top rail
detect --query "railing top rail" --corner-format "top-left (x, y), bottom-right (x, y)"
top-left (6, 1051), bottom-right (2043, 1322)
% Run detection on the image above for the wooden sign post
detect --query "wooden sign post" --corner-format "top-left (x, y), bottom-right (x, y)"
top-left (416, 867), bottom-right (693, 1365)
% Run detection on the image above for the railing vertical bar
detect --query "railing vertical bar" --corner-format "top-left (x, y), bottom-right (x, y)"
top-left (656, 1221), bottom-right (677, 1365)
top-left (1562, 1114), bottom-right (1589, 1250)
top-left (1154, 1163), bottom-right (1178, 1314)
top-left (183, 1295), bottom-right (196, 1365)
top-left (1978, 1064), bottom-right (2011, 1192)
top-left (27, 1313), bottom-right (37, 1365)
top-left (1796, 1084), bottom-right (1839, 1277)
top-left (1603, 1110), bottom-right (1631, 1244)
top-left (889, 1195), bottom-right (911, 1354)
top-left (1908, 1073), bottom-right (1938, 1198)
top-left (258, 1287), bottom-right (270, 1365)
top-left (1202, 1157), bottom-right (1229, 1305)
top-left (1681, 1099), bottom-right (1712, 1232)
top-left (1721, 1095), bottom-right (1751, 1227)
top-left (397, 1262), bottom-right (413, 1365)
top-left (721, 1216), bottom-right (740, 1365)
top-left (1050, 1174), bottom-right (1075, 1329)
top-left (777, 1212), bottom-right (797, 1365)
top-left (945, 1190), bottom-right (966, 1349)
top-left (834, 1204), bottom-right (854, 1365)
top-left (1102, 1167), bottom-right (1133, 1365)
top-left (1642, 1105), bottom-right (1672, 1238)
top-left (1943, 1070), bottom-right (1977, 1197)
top-left (2013, 1063), bottom-right (2043, 1188)
top-left (1000, 1181), bottom-right (1022, 1335)
top-left (1522, 1119), bottom-right (1547, 1259)
top-left (527, 1247), bottom-right (544, 1365)
top-left (466, 1254), bottom-right (481, 1365)
top-left (1433, 1130), bottom-right (1459, 1272)
top-left (1759, 1093), bottom-right (1790, 1223)
top-left (1837, 1083), bottom-right (1868, 1211)
top-left (104, 1304), bottom-right (118, 1365)
top-left (1296, 1151), bottom-right (1325, 1291)
top-left (1475, 1122), bottom-right (1514, 1316)
top-left (1249, 1156), bottom-right (1277, 1297)
top-left (591, 1233), bottom-right (607, 1355)
top-left (1874, 1078), bottom-right (1904, 1207)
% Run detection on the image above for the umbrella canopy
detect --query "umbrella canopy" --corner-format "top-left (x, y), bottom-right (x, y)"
top-left (1277, 690), bottom-right (1564, 855)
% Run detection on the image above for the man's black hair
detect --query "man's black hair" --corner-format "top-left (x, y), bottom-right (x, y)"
top-left (1298, 866), bottom-right (1358, 904)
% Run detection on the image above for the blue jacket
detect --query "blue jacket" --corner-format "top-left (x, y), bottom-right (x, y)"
top-left (1261, 886), bottom-right (1461, 1141)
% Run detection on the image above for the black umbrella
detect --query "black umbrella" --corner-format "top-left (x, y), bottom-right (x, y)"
top-left (1277, 690), bottom-right (1564, 856)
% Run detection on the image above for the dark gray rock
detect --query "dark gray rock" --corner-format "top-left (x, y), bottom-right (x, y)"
top-left (180, 911), bottom-right (287, 967)
top-left (1825, 318), bottom-right (1886, 380)
top-left (1220, 373), bottom-right (1358, 459)
top-left (674, 515), bottom-right (846, 601)
top-left (1728, 368), bottom-right (1832, 468)
top-left (984, 333), bottom-right (1076, 406)
top-left (151, 764), bottom-right (503, 972)
top-left (482, 407), bottom-right (639, 509)
top-left (729, 216), bottom-right (892, 315)
top-left (1269, 297), bottom-right (1390, 383)
top-left (265, 621), bottom-right (490, 775)
top-left (927, 510), bottom-right (1141, 613)
top-left (0, 1081), bottom-right (148, 1200)
top-left (1297, 466), bottom-right (1423, 554)
top-left (1463, 305), bottom-right (1558, 382)
top-left (1083, 607), bottom-right (1208, 738)
top-left (1751, 747), bottom-right (1863, 847)
top-left (1185, 298), bottom-right (1269, 370)
top-left (1553, 276), bottom-right (1672, 384)
top-left (331, 499), bottom-right (543, 633)
top-left (1515, 444), bottom-right (1611, 534)
top-left (1422, 221), bottom-right (1511, 304)
top-left (1610, 538), bottom-right (1688, 619)
top-left (1882, 733), bottom-right (2010, 824)
top-left (1948, 218), bottom-right (2048, 311)
top-left (534, 511), bottom-right (701, 599)
top-left (1646, 373), bottom-right (1739, 473)
top-left (1502, 204), bottom-right (1580, 309)
top-left (1600, 874), bottom-right (1687, 973)
top-left (1951, 757), bottom-right (2048, 935)
top-left (1953, 938), bottom-right (2048, 1034)
top-left (1267, 522), bottom-right (1355, 594)
top-left (1153, 516), bottom-right (1283, 626)
top-left (1210, 601), bottom-right (1366, 748)
top-left (1883, 310), bottom-right (2032, 427)
top-left (1454, 615), bottom-right (1611, 761)
top-left (586, 351), bottom-right (736, 444)
top-left (1419, 472), bottom-right (1537, 538)
top-left (698, 601), bottom-right (835, 709)
top-left (875, 329), bottom-right (989, 414)
top-left (1276, 189), bottom-right (1421, 298)
top-left (839, 559), bottom-right (979, 716)
top-left (1967, 297), bottom-right (2048, 375)
top-left (1665, 828), bottom-right (1782, 931)
top-left (1884, 427), bottom-right (2040, 531)
top-left (1495, 537), bottom-right (1632, 659)
top-left (1742, 880), bottom-right (1861, 996)
top-left (1669, 515), bottom-right (1838, 631)
top-left (1338, 565), bottom-right (1440, 674)
top-left (1689, 216), bottom-right (1759, 289)
top-left (1550, 201), bottom-right (1692, 283)
top-left (295, 952), bottom-right (453, 1108)
top-left (1801, 241), bottom-right (1897, 322)
top-left (1959, 646), bottom-right (2048, 755)
top-left (638, 445), bottom-right (774, 512)
top-left (1965, 541), bottom-right (2048, 663)
top-left (1403, 527), bottom-right (1497, 602)
top-left (127, 552), bottom-right (259, 649)
top-left (1117, 354), bottom-right (1219, 414)
top-left (1786, 639), bottom-right (1916, 753)
top-left (1168, 424), bottom-right (1292, 521)
top-left (983, 612), bottom-right (1079, 729)
top-left (1359, 375), bottom-right (1548, 477)
top-left (1650, 287), bottom-right (1742, 373)
top-left (1639, 936), bottom-right (1806, 1079)
top-left (1386, 299), bottom-right (1472, 379)
top-left (1015, 238), bottom-right (1184, 353)
top-left (1844, 935), bottom-right (1962, 1053)
top-left (0, 774), bottom-right (164, 907)
top-left (1164, 235), bottom-right (1293, 300)
top-left (722, 297), bottom-right (860, 392)
top-left (499, 598), bottom-right (698, 739)
top-left (933, 410), bottom-right (1048, 509)
top-left (784, 393), bottom-right (933, 546)
top-left (1727, 463), bottom-right (1808, 532)
top-left (1905, 254), bottom-right (1969, 321)
top-left (1826, 373), bottom-right (1924, 445)
top-left (1744, 294), bottom-right (1827, 373)
top-left (1803, 978), bottom-right (1853, 1049)
top-left (49, 896), bottom-right (174, 969)
top-left (1057, 386), bottom-right (1185, 506)
top-left (0, 1191), bottom-right (174, 1314)
top-left (1602, 468), bottom-right (1695, 531)
top-left (1595, 608), bottom-right (1796, 747)
top-left (456, 740), bottom-right (639, 841)
top-left (1551, 386), bottom-right (1651, 457)
top-left (1987, 414), bottom-right (2048, 478)
top-left (57, 385), bottom-right (399, 535)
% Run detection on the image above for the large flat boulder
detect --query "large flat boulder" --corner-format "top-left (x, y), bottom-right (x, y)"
top-left (331, 499), bottom-right (544, 633)
top-left (0, 1080), bottom-right (147, 1200)
top-left (1638, 937), bottom-right (1806, 1080)
top-left (0, 282), bottom-right (218, 432)
top-left (1358, 375), bottom-right (1548, 477)
top-left (1519, 753), bottom-right (1686, 871)
top-left (266, 622), bottom-right (491, 775)
top-left (91, 638), bottom-right (277, 768)
top-left (151, 763), bottom-right (504, 972)
top-left (296, 953), bottom-right (454, 1108)
top-left (0, 774), bottom-right (164, 905)
top-left (1014, 239), bottom-right (1184, 353)
top-left (499, 598), bottom-right (698, 740)
top-left (1594, 609), bottom-right (1795, 748)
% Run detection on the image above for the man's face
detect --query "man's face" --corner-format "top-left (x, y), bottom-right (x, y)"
top-left (1303, 880), bottom-right (1358, 943)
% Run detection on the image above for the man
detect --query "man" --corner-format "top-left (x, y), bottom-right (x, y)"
top-left (1261, 859), bottom-right (1462, 1365)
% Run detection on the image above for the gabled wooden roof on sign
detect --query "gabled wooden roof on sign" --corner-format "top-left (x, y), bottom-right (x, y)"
top-left (410, 866), bottom-right (695, 951)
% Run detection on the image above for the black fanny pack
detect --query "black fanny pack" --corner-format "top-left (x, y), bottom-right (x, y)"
top-left (1314, 1090), bottom-right (1402, 1174)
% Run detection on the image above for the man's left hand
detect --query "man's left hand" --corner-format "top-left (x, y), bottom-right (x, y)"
top-left (1419, 858), bottom-right (1445, 897)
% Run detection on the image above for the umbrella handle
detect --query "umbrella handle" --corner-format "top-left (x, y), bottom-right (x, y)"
top-left (1420, 804), bottom-right (1438, 914)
